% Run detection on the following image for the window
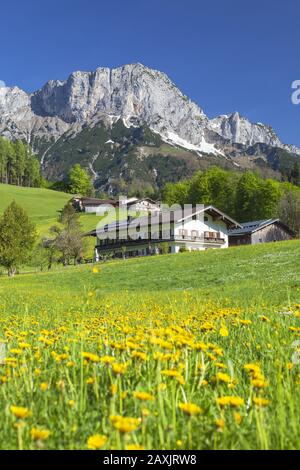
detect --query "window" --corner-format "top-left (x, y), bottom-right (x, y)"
top-left (179, 229), bottom-right (188, 238)
top-left (191, 230), bottom-right (198, 238)
top-left (204, 231), bottom-right (219, 239)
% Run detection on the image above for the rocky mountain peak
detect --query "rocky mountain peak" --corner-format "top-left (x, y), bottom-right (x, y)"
top-left (0, 63), bottom-right (299, 160)
top-left (0, 86), bottom-right (30, 115)
top-left (210, 111), bottom-right (283, 150)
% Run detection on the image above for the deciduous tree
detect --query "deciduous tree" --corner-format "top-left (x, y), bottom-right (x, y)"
top-left (0, 201), bottom-right (36, 276)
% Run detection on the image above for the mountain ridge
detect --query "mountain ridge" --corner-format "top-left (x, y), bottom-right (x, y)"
top-left (0, 63), bottom-right (300, 193)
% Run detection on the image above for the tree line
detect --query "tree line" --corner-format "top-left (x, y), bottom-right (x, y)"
top-left (162, 167), bottom-right (300, 234)
top-left (0, 137), bottom-right (41, 187)
top-left (0, 134), bottom-right (95, 194)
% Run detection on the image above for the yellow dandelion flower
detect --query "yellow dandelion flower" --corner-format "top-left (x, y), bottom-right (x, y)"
top-left (31, 428), bottom-right (51, 441)
top-left (10, 348), bottom-right (23, 355)
top-left (178, 402), bottom-right (202, 416)
top-left (233, 412), bottom-right (243, 425)
top-left (216, 396), bottom-right (244, 407)
top-left (100, 355), bottom-right (116, 365)
top-left (252, 397), bottom-right (270, 407)
top-left (133, 391), bottom-right (154, 401)
top-left (110, 415), bottom-right (141, 433)
top-left (215, 418), bottom-right (225, 429)
top-left (219, 326), bottom-right (229, 337)
top-left (131, 350), bottom-right (147, 361)
top-left (244, 363), bottom-right (261, 374)
top-left (216, 372), bottom-right (232, 383)
top-left (39, 382), bottom-right (48, 391)
top-left (112, 363), bottom-right (128, 375)
top-left (199, 379), bottom-right (208, 387)
top-left (18, 342), bottom-right (31, 349)
top-left (161, 369), bottom-right (185, 385)
top-left (10, 405), bottom-right (32, 419)
top-left (87, 434), bottom-right (107, 450)
top-left (82, 352), bottom-right (100, 363)
top-left (238, 319), bottom-right (252, 325)
top-left (251, 379), bottom-right (268, 388)
top-left (125, 444), bottom-right (144, 450)
top-left (215, 362), bottom-right (227, 369)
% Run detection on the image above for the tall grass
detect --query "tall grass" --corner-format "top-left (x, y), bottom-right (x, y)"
top-left (0, 240), bottom-right (299, 449)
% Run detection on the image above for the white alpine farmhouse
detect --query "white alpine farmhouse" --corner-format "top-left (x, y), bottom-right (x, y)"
top-left (89, 205), bottom-right (241, 259)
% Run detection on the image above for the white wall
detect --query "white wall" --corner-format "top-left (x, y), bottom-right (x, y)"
top-left (97, 211), bottom-right (230, 249)
top-left (174, 213), bottom-right (229, 248)
top-left (85, 205), bottom-right (112, 214)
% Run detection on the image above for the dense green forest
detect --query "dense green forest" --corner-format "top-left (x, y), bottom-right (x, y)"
top-left (0, 137), bottom-right (41, 187)
top-left (162, 167), bottom-right (300, 234)
top-left (1, 134), bottom-right (299, 235)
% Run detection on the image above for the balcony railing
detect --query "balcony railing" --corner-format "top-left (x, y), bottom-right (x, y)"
top-left (96, 234), bottom-right (225, 251)
top-left (174, 235), bottom-right (225, 243)
top-left (96, 238), bottom-right (162, 251)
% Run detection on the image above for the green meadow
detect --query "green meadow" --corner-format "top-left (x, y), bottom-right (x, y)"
top-left (1, 239), bottom-right (300, 311)
top-left (0, 241), bottom-right (299, 449)
top-left (0, 183), bottom-right (111, 235)
top-left (0, 183), bottom-right (300, 450)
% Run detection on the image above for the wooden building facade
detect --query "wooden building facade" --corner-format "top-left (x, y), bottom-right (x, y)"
top-left (228, 219), bottom-right (295, 246)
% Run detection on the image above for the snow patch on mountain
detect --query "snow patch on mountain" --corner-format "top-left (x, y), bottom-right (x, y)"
top-left (161, 130), bottom-right (224, 156)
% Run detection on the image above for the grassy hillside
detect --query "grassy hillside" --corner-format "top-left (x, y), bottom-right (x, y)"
top-left (0, 240), bottom-right (299, 449)
top-left (0, 183), bottom-right (71, 234)
top-left (1, 239), bottom-right (299, 309)
top-left (0, 183), bottom-right (117, 235)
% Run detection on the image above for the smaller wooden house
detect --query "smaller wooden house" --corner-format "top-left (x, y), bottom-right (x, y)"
top-left (228, 219), bottom-right (295, 246)
top-left (118, 197), bottom-right (161, 213)
top-left (71, 197), bottom-right (118, 213)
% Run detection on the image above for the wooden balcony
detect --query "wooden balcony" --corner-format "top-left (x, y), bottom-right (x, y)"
top-left (96, 238), bottom-right (162, 251)
top-left (174, 235), bottom-right (225, 244)
top-left (96, 234), bottom-right (225, 252)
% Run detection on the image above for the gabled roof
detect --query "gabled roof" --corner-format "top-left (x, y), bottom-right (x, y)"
top-left (73, 197), bottom-right (117, 206)
top-left (85, 205), bottom-right (241, 236)
top-left (228, 219), bottom-right (295, 236)
top-left (178, 205), bottom-right (242, 228)
top-left (127, 197), bottom-right (159, 206)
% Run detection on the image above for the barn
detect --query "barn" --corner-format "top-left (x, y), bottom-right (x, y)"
top-left (228, 219), bottom-right (295, 246)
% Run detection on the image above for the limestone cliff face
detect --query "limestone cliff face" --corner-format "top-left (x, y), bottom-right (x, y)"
top-left (29, 64), bottom-right (210, 149)
top-left (210, 112), bottom-right (282, 148)
top-left (0, 63), bottom-right (299, 157)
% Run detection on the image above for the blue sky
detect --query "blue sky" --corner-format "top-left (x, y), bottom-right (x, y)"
top-left (1, 0), bottom-right (300, 145)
